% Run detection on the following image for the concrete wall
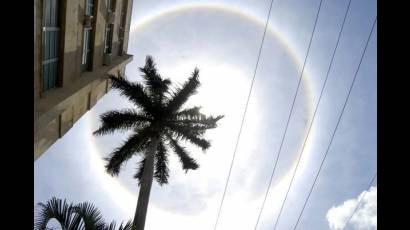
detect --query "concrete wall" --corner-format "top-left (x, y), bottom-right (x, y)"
top-left (34, 0), bottom-right (134, 160)
top-left (34, 0), bottom-right (133, 93)
top-left (62, 0), bottom-right (82, 85)
top-left (92, 0), bottom-right (106, 69)
top-left (34, 55), bottom-right (132, 160)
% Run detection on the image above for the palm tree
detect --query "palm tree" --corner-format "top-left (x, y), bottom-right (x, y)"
top-left (93, 56), bottom-right (223, 230)
top-left (34, 197), bottom-right (132, 230)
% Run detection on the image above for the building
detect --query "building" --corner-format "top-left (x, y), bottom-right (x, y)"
top-left (34, 0), bottom-right (134, 160)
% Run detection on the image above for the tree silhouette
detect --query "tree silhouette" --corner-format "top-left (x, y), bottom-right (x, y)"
top-left (94, 55), bottom-right (223, 229)
top-left (34, 197), bottom-right (132, 230)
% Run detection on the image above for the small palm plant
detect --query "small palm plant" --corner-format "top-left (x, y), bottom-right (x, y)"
top-left (34, 197), bottom-right (132, 230)
top-left (93, 56), bottom-right (223, 229)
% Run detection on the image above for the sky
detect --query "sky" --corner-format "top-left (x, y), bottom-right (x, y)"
top-left (34, 0), bottom-right (377, 229)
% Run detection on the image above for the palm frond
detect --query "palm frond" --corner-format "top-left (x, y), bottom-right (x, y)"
top-left (175, 106), bottom-right (202, 117)
top-left (139, 56), bottom-right (158, 79)
top-left (154, 140), bottom-right (169, 185)
top-left (133, 156), bottom-right (146, 185)
top-left (173, 106), bottom-right (224, 126)
top-left (105, 220), bottom-right (132, 230)
top-left (167, 135), bottom-right (199, 172)
top-left (171, 114), bottom-right (224, 130)
top-left (133, 140), bottom-right (169, 185)
top-left (34, 197), bottom-right (80, 230)
top-left (169, 123), bottom-right (207, 136)
top-left (165, 123), bottom-right (211, 150)
top-left (117, 220), bottom-right (132, 230)
top-left (103, 221), bottom-right (116, 230)
top-left (109, 76), bottom-right (154, 115)
top-left (139, 56), bottom-right (171, 100)
top-left (73, 202), bottom-right (105, 230)
top-left (35, 198), bottom-right (132, 230)
top-left (165, 68), bottom-right (200, 113)
top-left (93, 109), bottom-right (152, 136)
top-left (105, 128), bottom-right (152, 176)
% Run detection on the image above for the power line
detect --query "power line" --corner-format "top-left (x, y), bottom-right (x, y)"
top-left (212, 0), bottom-right (276, 229)
top-left (341, 172), bottom-right (377, 230)
top-left (254, 0), bottom-right (353, 226)
top-left (294, 17), bottom-right (377, 229)
top-left (253, 0), bottom-right (324, 229)
top-left (278, 17), bottom-right (377, 230)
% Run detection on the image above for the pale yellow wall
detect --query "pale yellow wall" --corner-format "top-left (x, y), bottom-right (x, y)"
top-left (34, 0), bottom-right (134, 160)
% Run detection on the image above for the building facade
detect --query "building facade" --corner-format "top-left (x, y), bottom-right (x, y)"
top-left (34, 0), bottom-right (134, 160)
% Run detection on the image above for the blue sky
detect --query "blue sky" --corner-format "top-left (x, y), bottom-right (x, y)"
top-left (34, 0), bottom-right (377, 229)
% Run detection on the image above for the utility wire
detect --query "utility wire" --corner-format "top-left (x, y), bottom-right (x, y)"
top-left (341, 172), bottom-right (377, 230)
top-left (289, 17), bottom-right (377, 229)
top-left (253, 0), bottom-right (324, 229)
top-left (274, 15), bottom-right (377, 229)
top-left (212, 0), bottom-right (276, 229)
top-left (255, 0), bottom-right (353, 226)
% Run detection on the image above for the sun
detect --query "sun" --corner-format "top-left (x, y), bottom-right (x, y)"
top-left (88, 3), bottom-right (317, 228)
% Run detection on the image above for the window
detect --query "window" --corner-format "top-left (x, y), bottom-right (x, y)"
top-left (104, 0), bottom-right (115, 55)
top-left (81, 0), bottom-right (94, 71)
top-left (42, 0), bottom-right (60, 92)
top-left (104, 24), bottom-right (114, 54)
top-left (118, 9), bottom-right (126, 55)
top-left (86, 0), bottom-right (94, 16)
top-left (81, 28), bottom-right (92, 69)
top-left (107, 0), bottom-right (116, 12)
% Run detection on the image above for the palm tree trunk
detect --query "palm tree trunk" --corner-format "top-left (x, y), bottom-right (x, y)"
top-left (132, 137), bottom-right (159, 230)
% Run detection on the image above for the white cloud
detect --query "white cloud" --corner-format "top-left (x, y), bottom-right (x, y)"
top-left (326, 186), bottom-right (377, 230)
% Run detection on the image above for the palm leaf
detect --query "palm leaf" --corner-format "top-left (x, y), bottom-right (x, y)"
top-left (93, 109), bottom-right (152, 136)
top-left (165, 68), bottom-right (200, 113)
top-left (139, 56), bottom-right (171, 100)
top-left (174, 107), bottom-right (223, 125)
top-left (104, 222), bottom-right (115, 230)
top-left (104, 220), bottom-right (132, 230)
top-left (170, 115), bottom-right (224, 130)
top-left (34, 197), bottom-right (80, 230)
top-left (133, 140), bottom-right (169, 185)
top-left (72, 202), bottom-right (105, 230)
top-left (105, 128), bottom-right (152, 176)
top-left (133, 156), bottom-right (146, 185)
top-left (117, 221), bottom-right (132, 230)
top-left (174, 106), bottom-right (202, 117)
top-left (165, 123), bottom-right (211, 150)
top-left (154, 140), bottom-right (169, 185)
top-left (167, 135), bottom-right (199, 172)
top-left (109, 76), bottom-right (154, 115)
top-left (35, 198), bottom-right (132, 230)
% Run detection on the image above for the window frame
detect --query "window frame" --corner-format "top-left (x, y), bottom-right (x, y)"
top-left (41, 0), bottom-right (61, 92)
top-left (104, 24), bottom-right (114, 54)
top-left (81, 0), bottom-right (95, 72)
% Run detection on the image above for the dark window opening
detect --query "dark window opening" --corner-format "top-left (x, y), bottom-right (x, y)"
top-left (42, 0), bottom-right (60, 92)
